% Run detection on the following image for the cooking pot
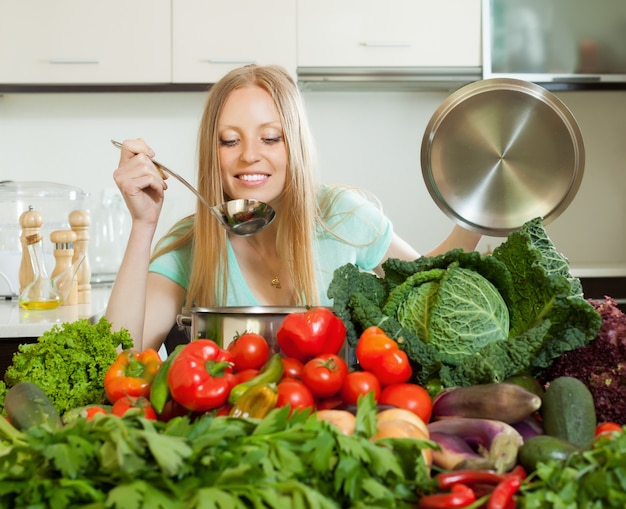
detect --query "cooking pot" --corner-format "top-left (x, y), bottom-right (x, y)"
top-left (421, 78), bottom-right (585, 236)
top-left (0, 181), bottom-right (89, 297)
top-left (176, 306), bottom-right (354, 363)
top-left (177, 306), bottom-right (308, 351)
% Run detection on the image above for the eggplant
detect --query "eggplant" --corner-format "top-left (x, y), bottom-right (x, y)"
top-left (512, 416), bottom-right (545, 440)
top-left (428, 417), bottom-right (524, 473)
top-left (429, 431), bottom-right (494, 471)
top-left (431, 383), bottom-right (542, 424)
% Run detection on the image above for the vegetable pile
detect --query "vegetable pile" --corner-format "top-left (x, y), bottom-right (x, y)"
top-left (538, 296), bottom-right (626, 424)
top-left (0, 393), bottom-right (433, 508)
top-left (0, 317), bottom-right (133, 415)
top-left (328, 217), bottom-right (602, 388)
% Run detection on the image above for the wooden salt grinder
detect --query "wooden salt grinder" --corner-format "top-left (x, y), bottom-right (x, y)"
top-left (18, 207), bottom-right (43, 294)
top-left (69, 209), bottom-right (91, 304)
top-left (50, 229), bottom-right (78, 306)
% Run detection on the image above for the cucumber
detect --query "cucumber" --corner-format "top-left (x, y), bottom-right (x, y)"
top-left (541, 376), bottom-right (596, 448)
top-left (518, 434), bottom-right (580, 472)
top-left (5, 382), bottom-right (63, 431)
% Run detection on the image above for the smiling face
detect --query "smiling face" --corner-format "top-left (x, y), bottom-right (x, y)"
top-left (217, 85), bottom-right (288, 205)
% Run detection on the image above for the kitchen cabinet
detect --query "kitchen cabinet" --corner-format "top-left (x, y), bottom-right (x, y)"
top-left (297, 0), bottom-right (481, 68)
top-left (0, 0), bottom-right (171, 84)
top-left (172, 0), bottom-right (297, 83)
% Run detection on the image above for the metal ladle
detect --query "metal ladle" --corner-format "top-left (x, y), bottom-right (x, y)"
top-left (111, 140), bottom-right (275, 236)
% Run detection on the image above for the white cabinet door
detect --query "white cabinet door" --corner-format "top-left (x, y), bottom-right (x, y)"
top-left (297, 0), bottom-right (481, 68)
top-left (0, 0), bottom-right (171, 84)
top-left (172, 0), bottom-right (297, 83)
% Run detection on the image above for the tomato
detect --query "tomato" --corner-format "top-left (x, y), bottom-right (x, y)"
top-left (340, 371), bottom-right (381, 405)
top-left (317, 395), bottom-right (344, 410)
top-left (235, 368), bottom-right (260, 384)
top-left (281, 357), bottom-right (304, 380)
top-left (276, 379), bottom-right (316, 413)
top-left (355, 327), bottom-right (412, 386)
top-left (227, 332), bottom-right (270, 371)
top-left (84, 406), bottom-right (109, 421)
top-left (111, 395), bottom-right (157, 420)
top-left (301, 354), bottom-right (348, 398)
top-left (595, 421), bottom-right (623, 437)
top-left (379, 383), bottom-right (433, 423)
top-left (276, 307), bottom-right (346, 362)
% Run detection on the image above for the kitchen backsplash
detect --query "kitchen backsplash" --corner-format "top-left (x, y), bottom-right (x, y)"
top-left (0, 88), bottom-right (624, 275)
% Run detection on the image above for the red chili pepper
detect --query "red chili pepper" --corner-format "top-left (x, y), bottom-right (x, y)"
top-left (104, 349), bottom-right (162, 404)
top-left (436, 469), bottom-right (507, 489)
top-left (487, 476), bottom-right (521, 509)
top-left (419, 483), bottom-right (476, 509)
top-left (509, 465), bottom-right (527, 481)
top-left (167, 339), bottom-right (235, 412)
top-left (355, 326), bottom-right (412, 386)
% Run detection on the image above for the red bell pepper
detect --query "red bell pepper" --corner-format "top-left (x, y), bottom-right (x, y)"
top-left (355, 326), bottom-right (412, 386)
top-left (276, 307), bottom-right (346, 362)
top-left (167, 339), bottom-right (235, 412)
top-left (104, 348), bottom-right (162, 404)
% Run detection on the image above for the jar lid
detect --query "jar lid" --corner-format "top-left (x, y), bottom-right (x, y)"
top-left (0, 181), bottom-right (88, 201)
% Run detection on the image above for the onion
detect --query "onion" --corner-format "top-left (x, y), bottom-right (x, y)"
top-left (315, 409), bottom-right (356, 435)
top-left (371, 418), bottom-right (432, 467)
top-left (376, 408), bottom-right (429, 437)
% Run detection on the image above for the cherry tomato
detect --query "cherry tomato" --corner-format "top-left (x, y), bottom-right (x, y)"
top-left (228, 332), bottom-right (270, 371)
top-left (111, 395), bottom-right (157, 420)
top-left (235, 368), bottom-right (260, 384)
top-left (84, 406), bottom-right (109, 421)
top-left (281, 357), bottom-right (305, 380)
top-left (317, 395), bottom-right (344, 410)
top-left (340, 371), bottom-right (381, 405)
top-left (595, 421), bottom-right (622, 437)
top-left (301, 354), bottom-right (348, 398)
top-left (276, 379), bottom-right (316, 413)
top-left (379, 383), bottom-right (433, 423)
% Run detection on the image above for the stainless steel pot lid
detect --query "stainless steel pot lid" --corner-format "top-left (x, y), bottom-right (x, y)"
top-left (421, 78), bottom-right (585, 236)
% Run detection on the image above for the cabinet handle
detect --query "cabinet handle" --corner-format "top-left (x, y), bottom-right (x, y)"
top-left (49, 59), bottom-right (100, 65)
top-left (203, 58), bottom-right (257, 65)
top-left (360, 42), bottom-right (412, 48)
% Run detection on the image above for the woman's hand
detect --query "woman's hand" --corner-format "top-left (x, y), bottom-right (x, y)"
top-left (113, 138), bottom-right (168, 226)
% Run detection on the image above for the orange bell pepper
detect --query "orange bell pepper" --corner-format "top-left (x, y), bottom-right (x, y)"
top-left (104, 349), bottom-right (162, 404)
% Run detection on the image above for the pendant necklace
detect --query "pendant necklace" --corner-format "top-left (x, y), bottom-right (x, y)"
top-left (271, 274), bottom-right (281, 289)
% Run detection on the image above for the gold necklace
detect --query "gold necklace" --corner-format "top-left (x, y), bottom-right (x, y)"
top-left (271, 274), bottom-right (281, 289)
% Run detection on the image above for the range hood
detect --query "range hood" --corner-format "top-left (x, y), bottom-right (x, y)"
top-left (297, 66), bottom-right (482, 92)
top-left (483, 0), bottom-right (626, 88)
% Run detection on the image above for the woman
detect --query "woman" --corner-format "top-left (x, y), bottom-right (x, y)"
top-left (106, 65), bottom-right (480, 352)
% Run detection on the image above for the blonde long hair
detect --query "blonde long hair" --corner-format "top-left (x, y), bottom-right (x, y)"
top-left (151, 65), bottom-right (320, 309)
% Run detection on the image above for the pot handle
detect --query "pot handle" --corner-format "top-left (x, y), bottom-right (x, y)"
top-left (176, 314), bottom-right (191, 328)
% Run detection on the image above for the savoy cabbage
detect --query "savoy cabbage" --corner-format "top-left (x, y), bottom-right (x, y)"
top-left (328, 218), bottom-right (602, 387)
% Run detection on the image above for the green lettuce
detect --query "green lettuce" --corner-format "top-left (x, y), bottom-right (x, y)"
top-left (328, 218), bottom-right (601, 387)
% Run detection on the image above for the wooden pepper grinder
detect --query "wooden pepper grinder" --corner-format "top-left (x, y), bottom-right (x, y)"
top-left (18, 207), bottom-right (43, 294)
top-left (69, 209), bottom-right (91, 304)
top-left (50, 229), bottom-right (78, 306)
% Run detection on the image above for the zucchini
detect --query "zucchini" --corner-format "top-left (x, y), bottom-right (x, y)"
top-left (518, 434), bottom-right (580, 472)
top-left (541, 376), bottom-right (596, 448)
top-left (5, 382), bottom-right (63, 431)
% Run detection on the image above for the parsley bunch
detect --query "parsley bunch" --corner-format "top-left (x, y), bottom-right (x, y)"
top-left (519, 429), bottom-right (626, 508)
top-left (0, 395), bottom-right (433, 509)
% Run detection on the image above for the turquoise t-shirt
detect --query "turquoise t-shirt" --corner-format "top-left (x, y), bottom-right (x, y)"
top-left (148, 188), bottom-right (393, 306)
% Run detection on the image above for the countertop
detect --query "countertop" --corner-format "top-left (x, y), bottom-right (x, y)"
top-left (0, 284), bottom-right (112, 339)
